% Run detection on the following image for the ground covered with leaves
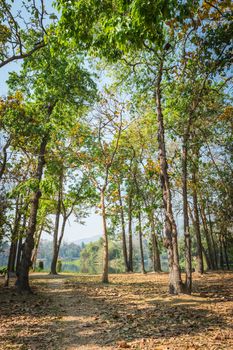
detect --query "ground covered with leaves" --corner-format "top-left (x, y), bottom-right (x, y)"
top-left (0, 272), bottom-right (233, 350)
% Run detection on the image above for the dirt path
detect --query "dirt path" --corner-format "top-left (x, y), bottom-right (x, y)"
top-left (1, 272), bottom-right (233, 350)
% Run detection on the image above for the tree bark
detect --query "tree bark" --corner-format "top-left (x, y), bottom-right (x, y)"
top-left (17, 135), bottom-right (47, 292)
top-left (8, 241), bottom-right (17, 274)
top-left (101, 189), bottom-right (109, 283)
top-left (219, 235), bottom-right (224, 269)
top-left (150, 213), bottom-right (161, 272)
top-left (4, 242), bottom-right (16, 287)
top-left (50, 248), bottom-right (59, 275)
top-left (32, 223), bottom-right (44, 271)
top-left (138, 211), bottom-right (146, 274)
top-left (128, 190), bottom-right (133, 272)
top-left (192, 168), bottom-right (204, 274)
top-left (57, 215), bottom-right (67, 252)
top-left (0, 138), bottom-right (11, 181)
top-left (200, 203), bottom-right (216, 270)
top-left (16, 211), bottom-right (27, 274)
top-left (50, 173), bottom-right (63, 275)
top-left (182, 135), bottom-right (192, 294)
top-left (118, 183), bottom-right (129, 272)
top-left (4, 196), bottom-right (21, 286)
top-left (53, 205), bottom-right (72, 270)
top-left (222, 237), bottom-right (230, 270)
top-left (15, 236), bottom-right (23, 274)
top-left (207, 205), bottom-right (218, 269)
top-left (155, 58), bottom-right (183, 294)
top-left (202, 247), bottom-right (212, 270)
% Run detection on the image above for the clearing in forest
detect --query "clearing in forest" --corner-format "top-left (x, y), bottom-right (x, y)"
top-left (0, 272), bottom-right (233, 350)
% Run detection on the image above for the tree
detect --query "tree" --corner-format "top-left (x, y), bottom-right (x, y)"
top-left (82, 92), bottom-right (125, 283)
top-left (5, 41), bottom-right (96, 292)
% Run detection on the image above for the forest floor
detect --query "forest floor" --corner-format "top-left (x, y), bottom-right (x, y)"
top-left (0, 272), bottom-right (233, 350)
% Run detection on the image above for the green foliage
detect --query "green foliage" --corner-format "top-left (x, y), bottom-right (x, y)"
top-left (57, 0), bottom-right (194, 58)
top-left (57, 259), bottom-right (62, 273)
top-left (80, 240), bottom-right (101, 274)
top-left (0, 266), bottom-right (7, 276)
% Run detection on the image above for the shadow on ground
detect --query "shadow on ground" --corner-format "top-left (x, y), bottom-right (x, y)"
top-left (0, 272), bottom-right (233, 349)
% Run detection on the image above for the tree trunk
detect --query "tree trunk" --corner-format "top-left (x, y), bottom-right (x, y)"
top-left (51, 201), bottom-right (71, 275)
top-left (32, 223), bottom-right (44, 271)
top-left (52, 198), bottom-right (69, 275)
top-left (10, 196), bottom-right (22, 272)
top-left (0, 138), bottom-right (10, 181)
top-left (207, 205), bottom-right (218, 269)
top-left (200, 203), bottom-right (215, 270)
top-left (50, 249), bottom-right (59, 275)
top-left (15, 236), bottom-right (23, 274)
top-left (50, 172), bottom-right (63, 275)
top-left (223, 237), bottom-right (230, 270)
top-left (8, 241), bottom-right (17, 273)
top-left (101, 189), bottom-right (109, 283)
top-left (57, 215), bottom-right (68, 256)
top-left (155, 59), bottom-right (183, 294)
top-left (118, 184), bottom-right (129, 272)
top-left (50, 223), bottom-right (59, 275)
top-left (4, 242), bottom-right (16, 287)
top-left (17, 136), bottom-right (47, 292)
top-left (182, 135), bottom-right (192, 294)
top-left (16, 212), bottom-right (27, 274)
top-left (192, 168), bottom-right (204, 274)
top-left (150, 213), bottom-right (161, 272)
top-left (4, 196), bottom-right (21, 287)
top-left (138, 211), bottom-right (146, 274)
top-left (202, 247), bottom-right (212, 270)
top-left (219, 235), bottom-right (224, 270)
top-left (128, 191), bottom-right (133, 272)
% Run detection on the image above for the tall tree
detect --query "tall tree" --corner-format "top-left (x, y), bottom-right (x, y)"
top-left (5, 41), bottom-right (96, 291)
top-left (83, 93), bottom-right (125, 283)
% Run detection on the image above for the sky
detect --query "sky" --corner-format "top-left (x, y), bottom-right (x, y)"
top-left (42, 212), bottom-right (103, 243)
top-left (0, 1), bottom-right (103, 243)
